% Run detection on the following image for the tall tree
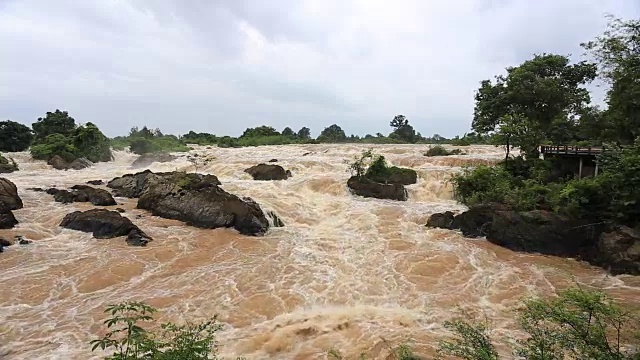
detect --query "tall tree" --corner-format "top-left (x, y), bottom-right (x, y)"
top-left (583, 16), bottom-right (640, 144)
top-left (317, 124), bottom-right (346, 142)
top-left (32, 109), bottom-right (76, 142)
top-left (389, 114), bottom-right (417, 143)
top-left (297, 127), bottom-right (311, 139)
top-left (0, 120), bottom-right (34, 152)
top-left (472, 54), bottom-right (597, 158)
top-left (282, 127), bottom-right (295, 137)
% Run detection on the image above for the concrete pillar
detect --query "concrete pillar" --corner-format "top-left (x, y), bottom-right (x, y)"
top-left (579, 157), bottom-right (583, 179)
top-left (595, 163), bottom-right (599, 176)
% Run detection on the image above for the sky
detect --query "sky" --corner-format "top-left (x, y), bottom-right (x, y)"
top-left (0, 0), bottom-right (638, 138)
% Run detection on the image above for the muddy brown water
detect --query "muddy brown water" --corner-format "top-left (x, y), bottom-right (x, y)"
top-left (0, 144), bottom-right (638, 359)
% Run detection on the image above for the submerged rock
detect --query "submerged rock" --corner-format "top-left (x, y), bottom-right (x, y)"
top-left (60, 209), bottom-right (152, 246)
top-left (268, 159), bottom-right (278, 163)
top-left (0, 211), bottom-right (18, 229)
top-left (595, 226), bottom-right (640, 275)
top-left (69, 158), bottom-right (93, 170)
top-left (47, 156), bottom-right (92, 170)
top-left (244, 164), bottom-right (291, 181)
top-left (0, 154), bottom-right (18, 173)
top-left (45, 185), bottom-right (116, 206)
top-left (87, 180), bottom-right (104, 186)
top-left (108, 170), bottom-right (273, 235)
top-left (347, 176), bottom-right (408, 201)
top-left (366, 167), bottom-right (418, 186)
top-left (0, 237), bottom-right (11, 247)
top-left (131, 152), bottom-right (176, 168)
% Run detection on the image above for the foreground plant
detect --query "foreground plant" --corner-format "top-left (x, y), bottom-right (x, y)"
top-left (90, 301), bottom-right (236, 360)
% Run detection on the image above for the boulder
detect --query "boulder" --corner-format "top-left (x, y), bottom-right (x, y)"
top-left (0, 211), bottom-right (18, 229)
top-left (15, 235), bottom-right (31, 245)
top-left (137, 173), bottom-right (270, 235)
top-left (69, 157), bottom-right (92, 170)
top-left (47, 155), bottom-right (69, 170)
top-left (366, 167), bottom-right (418, 186)
top-left (45, 185), bottom-right (117, 206)
top-left (0, 178), bottom-right (23, 212)
top-left (87, 180), bottom-right (104, 186)
top-left (59, 209), bottom-right (152, 246)
top-left (595, 226), bottom-right (640, 275)
top-left (116, 208), bottom-right (126, 213)
top-left (0, 154), bottom-right (18, 174)
top-left (266, 210), bottom-right (285, 227)
top-left (131, 152), bottom-right (176, 168)
top-left (107, 170), bottom-right (221, 198)
top-left (347, 176), bottom-right (408, 201)
top-left (0, 237), bottom-right (11, 247)
top-left (268, 159), bottom-right (278, 163)
top-left (426, 211), bottom-right (455, 229)
top-left (244, 164), bottom-right (291, 181)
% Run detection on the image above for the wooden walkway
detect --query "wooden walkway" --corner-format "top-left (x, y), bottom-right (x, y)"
top-left (540, 145), bottom-right (602, 156)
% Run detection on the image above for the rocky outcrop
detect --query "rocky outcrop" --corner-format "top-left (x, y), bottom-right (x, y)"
top-left (60, 209), bottom-right (152, 246)
top-left (0, 154), bottom-right (18, 173)
top-left (87, 180), bottom-right (104, 185)
top-left (0, 178), bottom-right (22, 229)
top-left (426, 203), bottom-right (640, 275)
top-left (47, 156), bottom-right (92, 170)
top-left (244, 164), bottom-right (291, 181)
top-left (366, 167), bottom-right (418, 186)
top-left (108, 170), bottom-right (272, 235)
top-left (45, 185), bottom-right (117, 206)
top-left (347, 176), bottom-right (408, 201)
top-left (107, 170), bottom-right (221, 198)
top-left (131, 152), bottom-right (176, 168)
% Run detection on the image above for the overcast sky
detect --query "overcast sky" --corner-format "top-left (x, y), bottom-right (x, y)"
top-left (1, 0), bottom-right (638, 138)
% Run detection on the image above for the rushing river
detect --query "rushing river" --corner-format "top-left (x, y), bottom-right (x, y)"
top-left (1, 144), bottom-right (639, 359)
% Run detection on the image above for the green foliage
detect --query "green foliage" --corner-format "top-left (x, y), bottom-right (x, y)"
top-left (240, 125), bottom-right (279, 138)
top-left (425, 145), bottom-right (465, 157)
top-left (118, 127), bottom-right (190, 154)
top-left (389, 115), bottom-right (418, 143)
top-left (90, 301), bottom-right (234, 360)
top-left (130, 138), bottom-right (161, 155)
top-left (297, 127), bottom-right (311, 139)
top-left (318, 124), bottom-right (347, 142)
top-left (347, 149), bottom-right (374, 177)
top-left (0, 120), bottom-right (34, 152)
top-left (30, 134), bottom-right (79, 162)
top-left (437, 313), bottom-right (499, 360)
top-left (282, 127), bottom-right (295, 137)
top-left (73, 122), bottom-right (113, 162)
top-left (32, 109), bottom-right (76, 142)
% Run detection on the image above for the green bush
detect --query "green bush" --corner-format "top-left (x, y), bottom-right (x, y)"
top-left (30, 134), bottom-right (79, 162)
top-left (73, 123), bottom-right (113, 162)
top-left (451, 165), bottom-right (514, 206)
top-left (425, 145), bottom-right (465, 157)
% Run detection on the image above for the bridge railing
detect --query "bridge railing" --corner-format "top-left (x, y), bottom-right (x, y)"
top-left (540, 145), bottom-right (602, 155)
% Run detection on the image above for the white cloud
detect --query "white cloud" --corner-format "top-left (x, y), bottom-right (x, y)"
top-left (0, 0), bottom-right (637, 137)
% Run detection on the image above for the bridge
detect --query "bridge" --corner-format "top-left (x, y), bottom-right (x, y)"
top-left (540, 145), bottom-right (602, 179)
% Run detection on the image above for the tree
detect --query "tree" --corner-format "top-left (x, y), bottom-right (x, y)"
top-left (389, 115), bottom-right (417, 143)
top-left (73, 122), bottom-right (113, 162)
top-left (0, 120), bottom-right (34, 152)
top-left (317, 124), bottom-right (347, 142)
top-left (583, 16), bottom-right (640, 144)
top-left (240, 126), bottom-right (279, 138)
top-left (282, 127), bottom-right (295, 137)
top-left (472, 54), bottom-right (597, 158)
top-left (32, 109), bottom-right (76, 142)
top-left (297, 127), bottom-right (311, 139)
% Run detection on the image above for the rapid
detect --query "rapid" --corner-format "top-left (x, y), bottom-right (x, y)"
top-left (0, 144), bottom-right (639, 359)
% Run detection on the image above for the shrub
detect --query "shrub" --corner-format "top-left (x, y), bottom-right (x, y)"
top-left (73, 122), bottom-right (113, 162)
top-left (451, 165), bottom-right (514, 206)
top-left (425, 145), bottom-right (465, 157)
top-left (30, 134), bottom-right (79, 162)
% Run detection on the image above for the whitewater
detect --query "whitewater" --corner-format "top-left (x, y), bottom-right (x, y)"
top-left (1, 144), bottom-right (638, 359)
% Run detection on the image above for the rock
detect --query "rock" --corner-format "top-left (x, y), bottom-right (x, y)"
top-left (0, 211), bottom-right (18, 229)
top-left (426, 211), bottom-right (455, 228)
top-left (131, 152), bottom-right (176, 168)
top-left (15, 235), bottom-right (31, 245)
top-left (137, 173), bottom-right (270, 235)
top-left (27, 187), bottom-right (46, 192)
top-left (107, 170), bottom-right (221, 198)
top-left (87, 180), bottom-right (104, 186)
top-left (69, 157), bottom-right (92, 170)
top-left (0, 154), bottom-right (18, 173)
top-left (286, 170), bottom-right (292, 178)
top-left (45, 185), bottom-right (117, 206)
top-left (347, 176), bottom-right (407, 201)
top-left (302, 152), bottom-right (312, 156)
top-left (0, 178), bottom-right (23, 212)
top-left (595, 226), bottom-right (640, 275)
top-left (266, 210), bottom-right (285, 227)
top-left (268, 159), bottom-right (278, 163)
top-left (47, 155), bottom-right (69, 170)
top-left (244, 164), bottom-right (291, 181)
top-left (0, 237), bottom-right (11, 247)
top-left (116, 208), bottom-right (126, 213)
top-left (59, 209), bottom-right (152, 246)
top-left (365, 167), bottom-right (418, 186)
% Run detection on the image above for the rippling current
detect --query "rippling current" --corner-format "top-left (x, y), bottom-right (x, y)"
top-left (1, 144), bottom-right (639, 359)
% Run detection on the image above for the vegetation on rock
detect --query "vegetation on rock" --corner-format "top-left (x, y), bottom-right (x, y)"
top-left (424, 145), bottom-right (465, 157)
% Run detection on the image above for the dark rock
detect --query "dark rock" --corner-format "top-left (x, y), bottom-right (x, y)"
top-left (48, 188), bottom-right (81, 203)
top-left (266, 210), bottom-right (285, 227)
top-left (116, 208), bottom-right (126, 213)
top-left (595, 226), bottom-right (640, 275)
top-left (16, 235), bottom-right (31, 245)
top-left (131, 152), bottom-right (176, 168)
top-left (47, 155), bottom-right (69, 170)
top-left (286, 170), bottom-right (292, 178)
top-left (302, 152), bottom-right (312, 156)
top-left (347, 176), bottom-right (407, 201)
top-left (69, 185), bottom-right (117, 206)
top-left (0, 178), bottom-right (23, 212)
top-left (27, 187), bottom-right (46, 192)
top-left (268, 159), bottom-right (278, 163)
top-left (426, 211), bottom-right (455, 229)
top-left (0, 237), bottom-right (11, 247)
top-left (87, 180), bottom-right (104, 186)
top-left (69, 158), bottom-right (92, 170)
top-left (60, 209), bottom-right (152, 246)
top-left (107, 170), bottom-right (221, 198)
top-left (137, 174), bottom-right (270, 235)
top-left (366, 167), bottom-right (418, 186)
top-left (244, 164), bottom-right (291, 181)
top-left (0, 154), bottom-right (18, 173)
top-left (0, 211), bottom-right (18, 229)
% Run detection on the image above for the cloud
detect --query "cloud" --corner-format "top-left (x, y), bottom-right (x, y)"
top-left (0, 0), bottom-right (637, 137)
